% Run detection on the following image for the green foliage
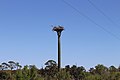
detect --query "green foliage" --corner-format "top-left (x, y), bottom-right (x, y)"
top-left (1, 60), bottom-right (120, 80)
top-left (0, 71), bottom-right (10, 80)
top-left (22, 65), bottom-right (30, 80)
top-left (16, 69), bottom-right (23, 80)
top-left (56, 69), bottom-right (72, 80)
top-left (29, 65), bottom-right (38, 80)
top-left (44, 60), bottom-right (58, 78)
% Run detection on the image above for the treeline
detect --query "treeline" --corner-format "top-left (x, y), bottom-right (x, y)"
top-left (0, 60), bottom-right (120, 80)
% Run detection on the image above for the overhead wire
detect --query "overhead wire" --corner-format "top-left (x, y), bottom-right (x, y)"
top-left (87, 0), bottom-right (120, 29)
top-left (60, 0), bottom-right (120, 40)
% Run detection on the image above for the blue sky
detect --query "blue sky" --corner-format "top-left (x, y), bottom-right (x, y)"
top-left (0, 0), bottom-right (120, 69)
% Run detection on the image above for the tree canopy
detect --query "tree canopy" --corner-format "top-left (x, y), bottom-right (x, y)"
top-left (0, 60), bottom-right (120, 80)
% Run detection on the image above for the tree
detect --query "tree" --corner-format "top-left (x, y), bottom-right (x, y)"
top-left (45, 60), bottom-right (57, 70)
top-left (22, 65), bottom-right (30, 80)
top-left (45, 60), bottom-right (58, 78)
top-left (77, 66), bottom-right (86, 80)
top-left (70, 65), bottom-right (77, 79)
top-left (95, 64), bottom-right (108, 75)
top-left (89, 68), bottom-right (95, 74)
top-left (1, 62), bottom-right (10, 70)
top-left (16, 69), bottom-right (23, 80)
top-left (16, 62), bottom-right (22, 70)
top-left (65, 65), bottom-right (70, 72)
top-left (109, 65), bottom-right (117, 73)
top-left (29, 65), bottom-right (38, 80)
top-left (8, 61), bottom-right (16, 70)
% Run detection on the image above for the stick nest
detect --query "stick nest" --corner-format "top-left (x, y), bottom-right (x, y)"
top-left (52, 26), bottom-right (64, 32)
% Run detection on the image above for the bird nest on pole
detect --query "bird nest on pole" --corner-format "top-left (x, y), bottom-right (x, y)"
top-left (52, 26), bottom-right (64, 32)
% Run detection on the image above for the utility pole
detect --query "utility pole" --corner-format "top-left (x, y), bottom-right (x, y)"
top-left (52, 26), bottom-right (64, 71)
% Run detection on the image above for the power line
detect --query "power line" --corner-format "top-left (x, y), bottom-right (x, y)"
top-left (87, 0), bottom-right (120, 29)
top-left (60, 0), bottom-right (120, 40)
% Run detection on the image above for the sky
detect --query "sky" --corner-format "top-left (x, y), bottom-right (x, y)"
top-left (0, 0), bottom-right (120, 70)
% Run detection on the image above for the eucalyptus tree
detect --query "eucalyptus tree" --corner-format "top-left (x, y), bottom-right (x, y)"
top-left (16, 69), bottom-right (23, 80)
top-left (65, 65), bottom-right (70, 72)
top-left (8, 61), bottom-right (16, 70)
top-left (22, 65), bottom-right (30, 80)
top-left (1, 62), bottom-right (10, 70)
top-left (45, 60), bottom-right (58, 78)
top-left (70, 65), bottom-right (86, 80)
top-left (29, 65), bottom-right (38, 80)
top-left (89, 68), bottom-right (95, 74)
top-left (16, 62), bottom-right (22, 70)
top-left (95, 64), bottom-right (108, 75)
top-left (109, 65), bottom-right (117, 73)
top-left (45, 60), bottom-right (57, 69)
top-left (77, 66), bottom-right (86, 79)
top-left (70, 65), bottom-right (78, 79)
